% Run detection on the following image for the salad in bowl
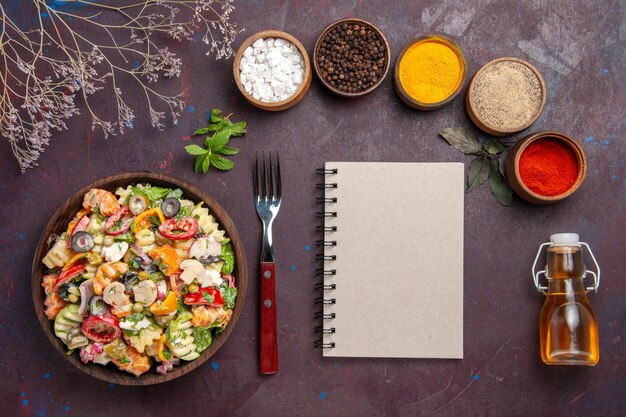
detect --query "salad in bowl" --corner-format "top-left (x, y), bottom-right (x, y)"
top-left (40, 183), bottom-right (238, 377)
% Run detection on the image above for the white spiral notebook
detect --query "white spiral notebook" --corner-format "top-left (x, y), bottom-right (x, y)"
top-left (317, 162), bottom-right (464, 358)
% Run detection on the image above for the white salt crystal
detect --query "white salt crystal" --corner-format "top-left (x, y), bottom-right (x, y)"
top-left (238, 37), bottom-right (305, 103)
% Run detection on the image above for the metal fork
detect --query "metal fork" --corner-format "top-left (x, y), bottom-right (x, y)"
top-left (253, 150), bottom-right (282, 374)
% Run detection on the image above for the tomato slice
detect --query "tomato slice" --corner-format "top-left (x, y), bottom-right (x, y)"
top-left (159, 217), bottom-right (199, 241)
top-left (104, 206), bottom-right (133, 236)
top-left (81, 314), bottom-right (121, 343)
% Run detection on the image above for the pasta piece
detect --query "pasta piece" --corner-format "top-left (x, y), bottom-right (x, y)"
top-left (92, 233), bottom-right (105, 255)
top-left (42, 234), bottom-right (74, 269)
top-left (123, 325), bottom-right (163, 354)
top-left (135, 229), bottom-right (157, 253)
top-left (179, 199), bottom-right (195, 213)
top-left (144, 339), bottom-right (160, 360)
top-left (115, 185), bottom-right (133, 204)
top-left (173, 239), bottom-right (194, 260)
top-left (83, 262), bottom-right (98, 280)
top-left (211, 228), bottom-right (226, 242)
top-left (54, 304), bottom-right (86, 345)
top-left (86, 214), bottom-right (104, 235)
top-left (166, 312), bottom-right (199, 361)
top-left (197, 214), bottom-right (218, 235)
top-left (190, 204), bottom-right (209, 218)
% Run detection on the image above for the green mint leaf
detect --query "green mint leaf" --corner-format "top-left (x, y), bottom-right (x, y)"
top-left (488, 161), bottom-right (513, 206)
top-left (483, 139), bottom-right (506, 155)
top-left (195, 152), bottom-right (210, 173)
top-left (193, 128), bottom-right (210, 135)
top-left (205, 129), bottom-right (231, 151)
top-left (224, 121), bottom-right (246, 137)
top-left (466, 157), bottom-right (491, 193)
top-left (185, 144), bottom-right (209, 155)
top-left (209, 154), bottom-right (235, 171)
top-left (218, 146), bottom-right (239, 156)
top-left (207, 122), bottom-right (225, 132)
top-left (439, 127), bottom-right (482, 155)
top-left (201, 154), bottom-right (211, 173)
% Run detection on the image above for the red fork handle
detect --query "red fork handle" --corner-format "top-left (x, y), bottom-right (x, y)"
top-left (260, 262), bottom-right (278, 374)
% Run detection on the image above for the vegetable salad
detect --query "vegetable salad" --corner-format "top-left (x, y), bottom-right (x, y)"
top-left (41, 184), bottom-right (237, 377)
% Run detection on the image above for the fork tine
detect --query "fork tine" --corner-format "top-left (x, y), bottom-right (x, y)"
top-left (268, 151), bottom-right (275, 199)
top-left (253, 150), bottom-right (259, 198)
top-left (261, 150), bottom-right (267, 199)
top-left (275, 151), bottom-right (282, 199)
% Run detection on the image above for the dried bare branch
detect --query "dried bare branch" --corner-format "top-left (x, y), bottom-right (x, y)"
top-left (0, 0), bottom-right (242, 172)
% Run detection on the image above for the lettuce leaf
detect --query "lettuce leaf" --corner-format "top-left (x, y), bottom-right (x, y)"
top-left (220, 242), bottom-right (234, 275)
top-left (131, 186), bottom-right (172, 203)
top-left (220, 287), bottom-right (237, 310)
top-left (193, 327), bottom-right (212, 353)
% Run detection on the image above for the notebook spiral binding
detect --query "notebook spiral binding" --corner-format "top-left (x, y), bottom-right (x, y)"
top-left (315, 167), bottom-right (337, 349)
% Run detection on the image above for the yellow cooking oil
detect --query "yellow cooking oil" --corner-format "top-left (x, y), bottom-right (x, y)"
top-left (539, 239), bottom-right (599, 365)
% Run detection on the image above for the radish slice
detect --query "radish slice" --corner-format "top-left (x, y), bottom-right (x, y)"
top-left (78, 279), bottom-right (94, 315)
top-left (156, 280), bottom-right (167, 301)
top-left (189, 236), bottom-right (221, 259)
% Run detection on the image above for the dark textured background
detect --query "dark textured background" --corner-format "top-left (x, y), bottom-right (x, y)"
top-left (0, 1), bottom-right (624, 416)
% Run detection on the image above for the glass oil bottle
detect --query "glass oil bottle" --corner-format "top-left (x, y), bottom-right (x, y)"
top-left (532, 233), bottom-right (601, 366)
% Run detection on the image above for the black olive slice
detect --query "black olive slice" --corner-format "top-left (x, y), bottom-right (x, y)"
top-left (71, 231), bottom-right (95, 253)
top-left (161, 197), bottom-right (181, 218)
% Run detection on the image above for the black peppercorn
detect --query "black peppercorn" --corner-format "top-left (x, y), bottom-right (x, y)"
top-left (316, 21), bottom-right (386, 93)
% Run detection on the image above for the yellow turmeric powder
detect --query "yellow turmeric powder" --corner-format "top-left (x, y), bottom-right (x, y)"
top-left (398, 38), bottom-right (463, 104)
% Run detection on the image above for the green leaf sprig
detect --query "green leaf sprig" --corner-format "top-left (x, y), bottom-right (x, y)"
top-left (185, 109), bottom-right (247, 173)
top-left (439, 127), bottom-right (514, 206)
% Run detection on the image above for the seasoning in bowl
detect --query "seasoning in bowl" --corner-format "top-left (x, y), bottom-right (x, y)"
top-left (467, 58), bottom-right (546, 136)
top-left (506, 131), bottom-right (587, 205)
top-left (314, 19), bottom-right (390, 96)
top-left (394, 35), bottom-right (466, 110)
top-left (239, 38), bottom-right (305, 103)
top-left (518, 138), bottom-right (579, 196)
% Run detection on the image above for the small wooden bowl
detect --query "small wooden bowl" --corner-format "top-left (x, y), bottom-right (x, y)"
top-left (233, 30), bottom-right (311, 111)
top-left (466, 57), bottom-right (547, 136)
top-left (313, 18), bottom-right (391, 98)
top-left (393, 34), bottom-right (467, 111)
top-left (32, 172), bottom-right (248, 385)
top-left (506, 131), bottom-right (587, 205)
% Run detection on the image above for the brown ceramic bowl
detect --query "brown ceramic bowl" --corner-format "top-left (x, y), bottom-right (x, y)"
top-left (32, 172), bottom-right (248, 385)
top-left (506, 132), bottom-right (587, 205)
top-left (233, 30), bottom-right (311, 111)
top-left (393, 34), bottom-right (467, 110)
top-left (313, 18), bottom-right (391, 98)
top-left (466, 57), bottom-right (547, 136)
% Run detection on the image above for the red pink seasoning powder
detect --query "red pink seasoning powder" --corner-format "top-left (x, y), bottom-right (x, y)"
top-left (519, 138), bottom-right (579, 196)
